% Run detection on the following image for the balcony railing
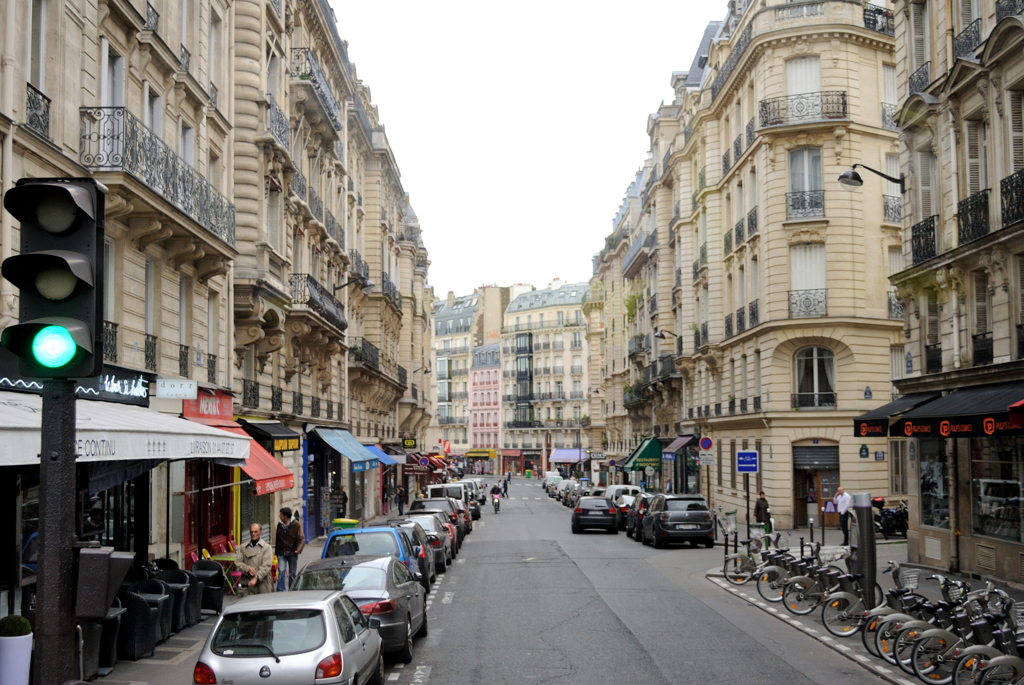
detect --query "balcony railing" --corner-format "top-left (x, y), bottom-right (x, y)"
top-left (179, 344), bottom-right (190, 377)
top-left (269, 0), bottom-right (281, 15)
top-left (207, 354), bottom-right (217, 384)
top-left (1018, 323), bottom-right (1024, 359)
top-left (725, 314), bottom-right (733, 338)
top-left (734, 135), bottom-right (743, 164)
top-left (325, 211), bottom-right (342, 245)
top-left (736, 307), bottom-right (746, 333)
top-left (729, 399), bottom-right (736, 415)
top-left (267, 93), bottom-right (290, 152)
top-left (735, 218), bottom-right (744, 245)
top-left (352, 337), bottom-right (380, 370)
top-left (954, 19), bottom-right (982, 59)
top-left (926, 343), bottom-right (943, 374)
top-left (209, 83), bottom-right (218, 110)
top-left (291, 273), bottom-right (347, 332)
top-left (1001, 167), bottom-right (1024, 227)
top-left (271, 385), bottom-right (283, 412)
top-left (791, 392), bottom-right (836, 409)
top-left (958, 189), bottom-right (990, 245)
top-left (311, 396), bottom-right (322, 418)
top-left (80, 107), bottom-right (236, 246)
top-left (911, 216), bottom-right (939, 264)
top-left (292, 168), bottom-right (307, 202)
top-left (103, 321), bottom-right (118, 363)
top-left (623, 233), bottom-right (649, 272)
top-left (759, 91), bottom-right (847, 128)
top-left (694, 330), bottom-right (700, 352)
top-left (747, 206), bottom-right (758, 235)
top-left (753, 396), bottom-right (761, 411)
top-left (692, 260), bottom-right (700, 283)
top-left (25, 83), bottom-right (50, 139)
top-left (740, 398), bottom-right (748, 413)
top-left (145, 334), bottom-right (157, 371)
top-left (628, 336), bottom-right (648, 356)
top-left (723, 150), bottom-right (731, 175)
top-left (711, 22), bottom-right (752, 101)
top-left (909, 62), bottom-right (931, 95)
top-left (700, 322), bottom-right (708, 347)
top-left (179, 45), bottom-right (190, 74)
top-left (715, 403), bottom-right (722, 417)
top-left (882, 103), bottom-right (898, 132)
top-left (243, 379), bottom-right (259, 408)
top-left (700, 242), bottom-right (708, 266)
top-left (724, 231), bottom-right (733, 255)
top-left (864, 5), bottom-right (895, 35)
top-left (309, 185), bottom-right (324, 222)
top-left (746, 118), bottom-right (755, 148)
top-left (973, 331), bottom-right (994, 366)
top-left (786, 190), bottom-right (825, 219)
top-left (144, 1), bottom-right (159, 30)
top-left (997, 0), bottom-right (1024, 22)
top-left (789, 289), bottom-right (827, 318)
top-left (883, 195), bottom-right (901, 223)
top-left (889, 292), bottom-right (904, 320)
top-left (289, 48), bottom-right (343, 130)
top-left (749, 299), bottom-right (759, 327)
top-left (293, 391), bottom-right (304, 415)
top-left (698, 167), bottom-right (706, 191)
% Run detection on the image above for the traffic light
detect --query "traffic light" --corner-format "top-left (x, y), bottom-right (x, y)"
top-left (1, 178), bottom-right (106, 378)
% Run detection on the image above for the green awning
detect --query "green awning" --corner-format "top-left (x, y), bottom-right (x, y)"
top-left (621, 438), bottom-right (663, 471)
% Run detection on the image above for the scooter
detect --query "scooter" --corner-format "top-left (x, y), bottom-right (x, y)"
top-left (493, 493), bottom-right (501, 513)
top-left (872, 497), bottom-right (910, 539)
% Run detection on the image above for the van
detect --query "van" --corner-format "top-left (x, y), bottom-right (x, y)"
top-left (604, 484), bottom-right (644, 502)
top-left (426, 483), bottom-right (469, 505)
top-left (542, 471), bottom-right (560, 486)
top-left (545, 476), bottom-right (563, 497)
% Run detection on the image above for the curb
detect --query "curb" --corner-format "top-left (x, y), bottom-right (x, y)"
top-left (706, 574), bottom-right (918, 685)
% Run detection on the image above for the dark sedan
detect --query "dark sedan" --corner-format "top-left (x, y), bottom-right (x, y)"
top-left (626, 492), bottom-right (656, 541)
top-left (292, 555), bottom-right (427, 662)
top-left (641, 494), bottom-right (715, 548)
top-left (410, 497), bottom-right (466, 543)
top-left (614, 495), bottom-right (635, 530)
top-left (571, 497), bottom-right (619, 534)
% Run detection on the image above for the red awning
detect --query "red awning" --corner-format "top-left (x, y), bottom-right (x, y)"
top-left (220, 426), bottom-right (295, 495)
top-left (1011, 398), bottom-right (1024, 423)
top-left (426, 456), bottom-right (446, 470)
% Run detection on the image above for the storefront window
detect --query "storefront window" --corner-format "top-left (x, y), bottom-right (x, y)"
top-left (890, 439), bottom-right (908, 496)
top-left (971, 437), bottom-right (1024, 543)
top-left (920, 438), bottom-right (949, 529)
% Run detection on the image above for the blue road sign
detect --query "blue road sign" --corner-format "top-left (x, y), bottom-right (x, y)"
top-left (736, 450), bottom-right (759, 473)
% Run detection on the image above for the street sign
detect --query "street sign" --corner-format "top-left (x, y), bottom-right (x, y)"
top-left (875, 450), bottom-right (885, 461)
top-left (608, 459), bottom-right (616, 466)
top-left (443, 440), bottom-right (450, 454)
top-left (644, 466), bottom-right (655, 476)
top-left (698, 450), bottom-right (715, 466)
top-left (419, 457), bottom-right (429, 466)
top-left (736, 450), bottom-right (759, 473)
top-left (662, 452), bottom-right (675, 461)
top-left (860, 444), bottom-right (869, 458)
top-left (699, 436), bottom-right (713, 451)
top-left (824, 501), bottom-right (837, 514)
top-left (403, 438), bottom-right (417, 449)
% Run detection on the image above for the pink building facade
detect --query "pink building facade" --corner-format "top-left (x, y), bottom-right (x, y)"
top-left (470, 343), bottom-right (501, 462)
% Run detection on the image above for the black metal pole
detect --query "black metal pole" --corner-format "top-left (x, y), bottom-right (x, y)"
top-left (854, 492), bottom-right (877, 609)
top-left (33, 380), bottom-right (77, 685)
top-left (809, 515), bottom-right (814, 544)
top-left (166, 462), bottom-right (171, 559)
top-left (744, 473), bottom-right (750, 538)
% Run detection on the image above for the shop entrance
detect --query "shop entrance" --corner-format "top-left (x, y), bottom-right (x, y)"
top-left (793, 445), bottom-right (840, 527)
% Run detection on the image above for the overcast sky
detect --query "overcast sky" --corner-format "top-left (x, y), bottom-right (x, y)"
top-left (332, 1), bottom-right (726, 298)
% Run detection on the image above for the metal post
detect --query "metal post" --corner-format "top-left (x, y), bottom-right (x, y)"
top-left (821, 506), bottom-right (826, 547)
top-left (733, 531), bottom-right (738, 555)
top-left (809, 516), bottom-right (814, 544)
top-left (800, 536), bottom-right (805, 557)
top-left (744, 473), bottom-right (750, 538)
top-left (854, 492), bottom-right (877, 609)
top-left (33, 380), bottom-right (77, 685)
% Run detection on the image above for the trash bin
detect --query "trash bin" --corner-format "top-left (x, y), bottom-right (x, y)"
top-left (332, 518), bottom-right (358, 530)
top-left (525, 470), bottom-right (531, 479)
top-left (750, 522), bottom-right (771, 536)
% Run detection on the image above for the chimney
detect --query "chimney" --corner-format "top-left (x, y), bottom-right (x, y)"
top-left (447, 291), bottom-right (455, 308)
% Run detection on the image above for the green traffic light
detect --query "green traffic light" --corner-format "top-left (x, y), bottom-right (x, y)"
top-left (32, 325), bottom-right (76, 368)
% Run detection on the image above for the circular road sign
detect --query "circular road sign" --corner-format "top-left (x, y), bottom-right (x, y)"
top-left (644, 466), bottom-right (655, 476)
top-left (419, 457), bottom-right (429, 466)
top-left (608, 459), bottom-right (616, 467)
top-left (699, 436), bottom-right (713, 451)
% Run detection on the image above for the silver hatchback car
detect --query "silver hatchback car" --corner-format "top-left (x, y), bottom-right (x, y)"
top-left (193, 590), bottom-right (383, 685)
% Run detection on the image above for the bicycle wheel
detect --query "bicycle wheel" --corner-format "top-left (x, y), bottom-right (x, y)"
top-left (862, 614), bottom-right (884, 657)
top-left (723, 555), bottom-right (753, 585)
top-left (978, 664), bottom-right (1021, 685)
top-left (912, 636), bottom-right (955, 684)
top-left (783, 580), bottom-right (819, 616)
top-left (876, 619), bottom-right (902, 665)
top-left (757, 568), bottom-right (785, 603)
top-left (954, 654), bottom-right (989, 685)
top-left (896, 627), bottom-right (927, 676)
top-left (821, 596), bottom-right (862, 637)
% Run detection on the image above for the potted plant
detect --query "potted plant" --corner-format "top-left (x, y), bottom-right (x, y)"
top-left (0, 614), bottom-right (32, 685)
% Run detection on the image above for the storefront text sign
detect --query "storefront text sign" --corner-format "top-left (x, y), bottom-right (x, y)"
top-left (403, 438), bottom-right (417, 449)
top-left (156, 379), bottom-right (198, 399)
top-left (183, 391), bottom-right (233, 422)
top-left (274, 436), bottom-right (301, 451)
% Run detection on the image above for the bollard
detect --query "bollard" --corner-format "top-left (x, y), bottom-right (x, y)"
top-left (854, 492), bottom-right (877, 609)
top-left (808, 516), bottom-right (814, 544)
top-left (733, 531), bottom-right (739, 555)
top-left (800, 536), bottom-right (805, 557)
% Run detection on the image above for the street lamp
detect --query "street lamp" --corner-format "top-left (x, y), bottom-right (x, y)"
top-left (653, 330), bottom-right (678, 340)
top-left (412, 365), bottom-right (432, 374)
top-left (838, 164), bottom-right (905, 193)
top-left (333, 275), bottom-right (376, 294)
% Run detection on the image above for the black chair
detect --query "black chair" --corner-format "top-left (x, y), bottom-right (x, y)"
top-left (115, 591), bottom-right (158, 661)
top-left (181, 570), bottom-right (205, 626)
top-left (152, 558), bottom-right (179, 571)
top-left (128, 579), bottom-right (173, 642)
top-left (152, 570), bottom-right (190, 632)
top-left (98, 597), bottom-right (127, 675)
top-left (191, 560), bottom-right (225, 615)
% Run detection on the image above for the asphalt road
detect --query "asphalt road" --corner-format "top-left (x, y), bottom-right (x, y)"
top-left (107, 477), bottom-right (886, 685)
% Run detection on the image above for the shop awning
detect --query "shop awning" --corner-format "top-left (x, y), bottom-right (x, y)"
top-left (853, 392), bottom-right (941, 437)
top-left (240, 420), bottom-right (302, 452)
top-left (382, 445), bottom-right (406, 457)
top-left (465, 449), bottom-right (495, 459)
top-left (314, 428), bottom-right (379, 471)
top-left (0, 390), bottom-right (250, 467)
top-left (365, 445), bottom-right (401, 466)
top-left (663, 435), bottom-right (696, 453)
top-left (426, 456), bottom-right (446, 470)
top-left (219, 426), bottom-right (294, 495)
top-left (549, 448), bottom-right (586, 462)
top-left (892, 382), bottom-right (1024, 438)
top-left (621, 438), bottom-right (663, 471)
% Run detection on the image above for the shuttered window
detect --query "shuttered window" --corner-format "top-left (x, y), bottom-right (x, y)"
top-left (888, 247), bottom-right (905, 277)
top-left (790, 243), bottom-right (826, 290)
top-left (974, 271), bottom-right (990, 334)
top-left (918, 152), bottom-right (935, 219)
top-left (965, 120), bottom-right (987, 194)
top-left (886, 154), bottom-right (902, 197)
top-left (891, 346), bottom-right (905, 381)
top-left (1010, 92), bottom-right (1024, 172)
top-left (960, 0), bottom-right (977, 28)
top-left (883, 65), bottom-right (897, 105)
top-left (786, 56), bottom-right (820, 96)
top-left (926, 291), bottom-right (940, 345)
top-left (911, 2), bottom-right (928, 71)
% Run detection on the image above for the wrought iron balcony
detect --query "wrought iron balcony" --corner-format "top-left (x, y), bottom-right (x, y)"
top-left (711, 22), bottom-right (752, 101)
top-left (271, 385), bottom-right (283, 412)
top-left (759, 91), bottom-right (847, 128)
top-left (144, 1), bottom-right (159, 30)
top-left (325, 211), bottom-right (342, 245)
top-left (725, 314), bottom-right (733, 338)
top-left (623, 232), bottom-right (649, 272)
top-left (954, 19), bottom-right (982, 59)
top-left (290, 48), bottom-right (343, 130)
top-left (1001, 167), bottom-right (1024, 228)
top-left (293, 391), bottom-right (304, 415)
top-left (700, 242), bottom-right (708, 266)
top-left (882, 103), bottom-right (898, 131)
top-left (243, 379), bottom-right (260, 408)
top-left (692, 260), bottom-right (700, 283)
top-left (749, 299), bottom-right (759, 327)
top-left (698, 166), bottom-right (706, 191)
top-left (723, 150), bottom-right (731, 175)
top-left (715, 403), bottom-right (722, 417)
top-left (1018, 323), bottom-right (1024, 360)
top-left (734, 135), bottom-right (742, 163)
top-left (747, 206), bottom-right (758, 235)
top-left (79, 107), bottom-right (236, 246)
top-left (789, 289), bottom-right (827, 318)
top-left (675, 268), bottom-right (682, 288)
top-left (26, 83), bottom-right (50, 139)
top-left (310, 396), bottom-right (320, 418)
top-left (786, 190), bottom-right (824, 219)
top-left (694, 330), bottom-right (700, 352)
top-left (207, 354), bottom-right (217, 384)
top-left (753, 396), bottom-right (761, 411)
top-left (649, 294), bottom-right (657, 314)
top-left (349, 249), bottom-right (363, 277)
top-left (958, 189), bottom-right (990, 245)
top-left (909, 62), bottom-right (931, 95)
top-left (628, 336), bottom-right (648, 356)
top-left (791, 392), bottom-right (836, 409)
top-left (926, 343), bottom-right (943, 374)
top-left (889, 292), bottom-right (904, 320)
top-left (145, 334), bottom-right (157, 371)
top-left (735, 218), bottom-right (744, 245)
top-left (676, 335), bottom-right (683, 356)
top-left (728, 399), bottom-right (736, 415)
top-left (911, 216), bottom-right (939, 264)
top-left (309, 185), bottom-right (324, 222)
top-left (412, 385), bottom-right (419, 401)
top-left (267, 93), bottom-right (289, 152)
top-left (326, 399), bottom-right (334, 420)
top-left (700, 322), bottom-right (708, 347)
top-left (997, 0), bottom-right (1024, 22)
top-left (179, 344), bottom-right (190, 378)
top-left (103, 321), bottom-right (118, 363)
top-left (736, 307), bottom-right (746, 333)
top-left (179, 45), bottom-right (191, 74)
top-left (291, 273), bottom-right (347, 332)
top-left (884, 195), bottom-right (901, 223)
top-left (352, 337), bottom-right (379, 370)
top-left (864, 5), bottom-right (895, 35)
top-left (209, 83), bottom-right (218, 110)
top-left (689, 407), bottom-right (694, 419)
top-left (740, 398), bottom-right (748, 413)
top-left (973, 332), bottom-right (994, 366)
top-left (292, 168), bottom-right (307, 201)
top-left (724, 231), bottom-right (733, 255)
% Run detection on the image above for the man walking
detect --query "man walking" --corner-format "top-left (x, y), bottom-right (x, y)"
top-left (275, 507), bottom-right (304, 591)
top-left (754, 491), bottom-right (771, 531)
top-left (835, 486), bottom-right (853, 546)
top-left (396, 484), bottom-right (407, 515)
top-left (331, 482), bottom-right (348, 520)
top-left (235, 523), bottom-right (273, 596)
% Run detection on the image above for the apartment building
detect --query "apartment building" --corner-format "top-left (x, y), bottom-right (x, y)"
top-left (500, 280), bottom-right (591, 474)
top-left (872, 0), bottom-right (1024, 582)
top-left (470, 343), bottom-right (500, 472)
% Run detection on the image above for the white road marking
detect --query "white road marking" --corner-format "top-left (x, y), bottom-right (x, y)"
top-left (388, 672), bottom-right (401, 681)
top-left (535, 497), bottom-right (542, 500)
top-left (456, 558), bottom-right (465, 564)
top-left (412, 665), bottom-right (431, 684)
top-left (442, 592), bottom-right (454, 604)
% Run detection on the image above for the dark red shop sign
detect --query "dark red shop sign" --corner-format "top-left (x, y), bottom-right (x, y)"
top-left (182, 390), bottom-right (234, 422)
top-left (890, 412), bottom-right (1024, 438)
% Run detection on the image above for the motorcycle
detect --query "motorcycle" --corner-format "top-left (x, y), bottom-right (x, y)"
top-left (493, 493), bottom-right (501, 513)
top-left (872, 497), bottom-right (909, 539)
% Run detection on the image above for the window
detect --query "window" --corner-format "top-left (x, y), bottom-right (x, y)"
top-left (788, 148), bottom-right (824, 218)
top-left (144, 258), bottom-right (156, 335)
top-left (965, 120), bottom-right (988, 194)
top-left (910, 2), bottom-right (929, 72)
top-left (920, 439), bottom-right (949, 529)
top-left (103, 238), bottom-right (115, 321)
top-left (925, 290), bottom-right (940, 345)
top-left (918, 151), bottom-right (936, 221)
top-left (959, 0), bottom-right (978, 29)
top-left (179, 122), bottom-right (195, 166)
top-left (209, 13), bottom-right (222, 89)
top-left (268, 186), bottom-right (281, 252)
top-left (883, 64), bottom-right (897, 107)
top-left (786, 56), bottom-right (820, 96)
top-left (30, 0), bottom-right (45, 88)
top-left (793, 346), bottom-right (835, 407)
top-left (146, 88), bottom-right (163, 137)
top-left (889, 439), bottom-right (908, 496)
top-left (208, 291), bottom-right (218, 360)
top-left (973, 271), bottom-right (990, 335)
top-left (1010, 92), bottom-right (1024, 172)
top-left (101, 41), bottom-right (125, 107)
top-left (789, 244), bottom-right (826, 317)
top-left (971, 437), bottom-right (1024, 542)
top-left (891, 345), bottom-right (905, 383)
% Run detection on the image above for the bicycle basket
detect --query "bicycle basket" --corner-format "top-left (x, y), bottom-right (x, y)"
top-left (901, 569), bottom-right (920, 590)
top-left (948, 584), bottom-right (966, 602)
top-left (1014, 605), bottom-right (1024, 629)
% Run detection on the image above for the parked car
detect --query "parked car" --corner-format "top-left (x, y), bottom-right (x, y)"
top-left (571, 497), bottom-right (619, 534)
top-left (410, 498), bottom-right (466, 543)
top-left (453, 499), bottom-right (473, 533)
top-left (409, 508), bottom-right (458, 556)
top-left (425, 483), bottom-right (470, 507)
top-left (462, 478), bottom-right (487, 504)
top-left (626, 493), bottom-right (656, 540)
top-left (291, 555), bottom-right (427, 663)
top-left (545, 476), bottom-right (563, 497)
top-left (614, 494), bottom-right (635, 530)
top-left (386, 519), bottom-right (436, 590)
top-left (194, 590), bottom-right (383, 685)
top-left (566, 484), bottom-right (589, 509)
top-left (605, 484), bottom-right (644, 502)
top-left (322, 527), bottom-right (427, 584)
top-left (406, 513), bottom-right (453, 568)
top-left (640, 494), bottom-right (715, 548)
top-left (557, 480), bottom-right (577, 503)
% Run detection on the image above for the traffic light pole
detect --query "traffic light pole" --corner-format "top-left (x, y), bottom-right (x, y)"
top-left (33, 379), bottom-right (78, 685)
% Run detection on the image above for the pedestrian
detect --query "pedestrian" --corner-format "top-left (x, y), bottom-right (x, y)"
top-left (235, 523), bottom-right (273, 596)
top-left (664, 479), bottom-right (672, 494)
top-left (835, 486), bottom-right (853, 546)
top-left (754, 491), bottom-right (770, 529)
top-left (396, 484), bottom-right (407, 515)
top-left (501, 479), bottom-right (508, 497)
top-left (331, 482), bottom-right (348, 520)
top-left (275, 507), bottom-right (304, 591)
